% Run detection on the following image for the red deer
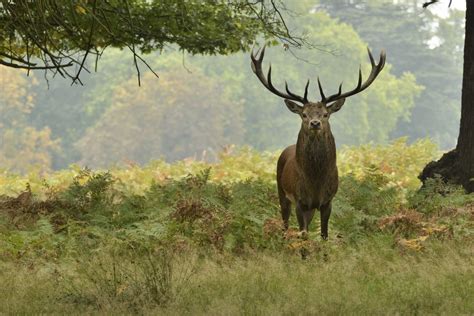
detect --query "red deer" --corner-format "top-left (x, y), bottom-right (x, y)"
top-left (251, 47), bottom-right (386, 240)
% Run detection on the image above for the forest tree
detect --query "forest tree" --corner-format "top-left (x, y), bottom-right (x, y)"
top-left (420, 0), bottom-right (474, 192)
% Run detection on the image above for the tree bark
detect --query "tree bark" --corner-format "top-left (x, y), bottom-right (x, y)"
top-left (420, 0), bottom-right (474, 192)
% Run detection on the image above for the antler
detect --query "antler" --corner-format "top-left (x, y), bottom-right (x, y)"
top-left (318, 48), bottom-right (386, 104)
top-left (250, 46), bottom-right (309, 104)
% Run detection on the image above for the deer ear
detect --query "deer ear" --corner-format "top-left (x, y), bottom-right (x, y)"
top-left (327, 98), bottom-right (346, 114)
top-left (284, 99), bottom-right (303, 114)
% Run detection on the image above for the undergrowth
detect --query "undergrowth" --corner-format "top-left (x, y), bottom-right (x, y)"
top-left (0, 139), bottom-right (473, 314)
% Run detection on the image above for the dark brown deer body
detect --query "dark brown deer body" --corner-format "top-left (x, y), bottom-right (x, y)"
top-left (251, 47), bottom-right (386, 239)
top-left (277, 112), bottom-right (338, 238)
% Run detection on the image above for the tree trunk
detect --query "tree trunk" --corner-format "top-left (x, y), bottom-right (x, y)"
top-left (419, 0), bottom-right (474, 192)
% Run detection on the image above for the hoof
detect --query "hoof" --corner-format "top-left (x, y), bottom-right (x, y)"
top-left (298, 230), bottom-right (308, 240)
top-left (300, 248), bottom-right (308, 260)
top-left (321, 234), bottom-right (328, 241)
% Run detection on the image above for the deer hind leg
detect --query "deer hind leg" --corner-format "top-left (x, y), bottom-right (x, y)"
top-left (320, 201), bottom-right (332, 240)
top-left (277, 180), bottom-right (292, 230)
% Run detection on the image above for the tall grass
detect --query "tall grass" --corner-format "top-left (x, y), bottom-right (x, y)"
top-left (1, 239), bottom-right (472, 315)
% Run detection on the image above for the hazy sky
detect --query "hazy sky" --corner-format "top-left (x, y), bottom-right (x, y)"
top-left (429, 0), bottom-right (465, 17)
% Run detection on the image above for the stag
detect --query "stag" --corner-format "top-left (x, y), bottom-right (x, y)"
top-left (251, 47), bottom-right (386, 240)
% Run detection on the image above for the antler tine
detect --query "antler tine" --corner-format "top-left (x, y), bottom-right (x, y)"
top-left (322, 48), bottom-right (386, 104)
top-left (250, 46), bottom-right (264, 73)
top-left (250, 47), bottom-right (262, 71)
top-left (368, 47), bottom-right (375, 67)
top-left (258, 46), bottom-right (265, 62)
top-left (285, 79), bottom-right (310, 103)
top-left (337, 82), bottom-right (343, 95)
top-left (250, 45), bottom-right (308, 104)
top-left (268, 65), bottom-right (286, 97)
top-left (324, 79), bottom-right (345, 101)
top-left (357, 66), bottom-right (363, 89)
top-left (267, 64), bottom-right (273, 85)
top-left (317, 77), bottom-right (326, 102)
top-left (303, 79), bottom-right (310, 103)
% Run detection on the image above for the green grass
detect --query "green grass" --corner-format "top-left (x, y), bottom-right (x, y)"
top-left (1, 239), bottom-right (472, 315)
top-left (0, 139), bottom-right (473, 314)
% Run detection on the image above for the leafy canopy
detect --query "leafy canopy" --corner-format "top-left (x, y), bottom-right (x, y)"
top-left (0, 0), bottom-right (301, 83)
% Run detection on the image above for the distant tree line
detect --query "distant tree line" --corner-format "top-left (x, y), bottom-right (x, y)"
top-left (0, 0), bottom-right (464, 171)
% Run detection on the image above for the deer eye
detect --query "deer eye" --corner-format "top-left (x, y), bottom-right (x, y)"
top-left (323, 113), bottom-right (329, 118)
top-left (302, 113), bottom-right (308, 119)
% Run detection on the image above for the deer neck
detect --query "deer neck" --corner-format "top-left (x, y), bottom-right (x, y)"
top-left (295, 128), bottom-right (336, 180)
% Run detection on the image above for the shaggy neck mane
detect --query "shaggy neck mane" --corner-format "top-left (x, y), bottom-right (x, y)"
top-left (295, 128), bottom-right (336, 182)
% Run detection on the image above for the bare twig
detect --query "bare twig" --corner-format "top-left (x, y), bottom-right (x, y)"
top-left (124, 0), bottom-right (141, 86)
top-left (423, 0), bottom-right (452, 8)
top-left (0, 59), bottom-right (73, 70)
top-left (71, 0), bottom-right (97, 85)
top-left (0, 52), bottom-right (37, 66)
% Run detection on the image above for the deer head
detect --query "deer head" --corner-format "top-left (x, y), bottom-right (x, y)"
top-left (250, 47), bottom-right (386, 135)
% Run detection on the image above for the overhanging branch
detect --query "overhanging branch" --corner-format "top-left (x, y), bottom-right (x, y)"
top-left (0, 0), bottom-right (306, 83)
top-left (0, 59), bottom-right (73, 70)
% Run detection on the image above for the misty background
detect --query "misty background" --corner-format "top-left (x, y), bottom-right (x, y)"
top-left (0, 0), bottom-right (465, 172)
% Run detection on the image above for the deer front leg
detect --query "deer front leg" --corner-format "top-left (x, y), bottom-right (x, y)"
top-left (320, 201), bottom-right (332, 240)
top-left (295, 201), bottom-right (305, 233)
top-left (303, 208), bottom-right (316, 233)
top-left (296, 201), bottom-right (315, 239)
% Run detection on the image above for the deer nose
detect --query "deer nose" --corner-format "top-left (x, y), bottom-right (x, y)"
top-left (310, 120), bottom-right (321, 129)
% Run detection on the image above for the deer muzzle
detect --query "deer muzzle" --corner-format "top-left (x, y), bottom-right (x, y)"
top-left (310, 120), bottom-right (321, 130)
